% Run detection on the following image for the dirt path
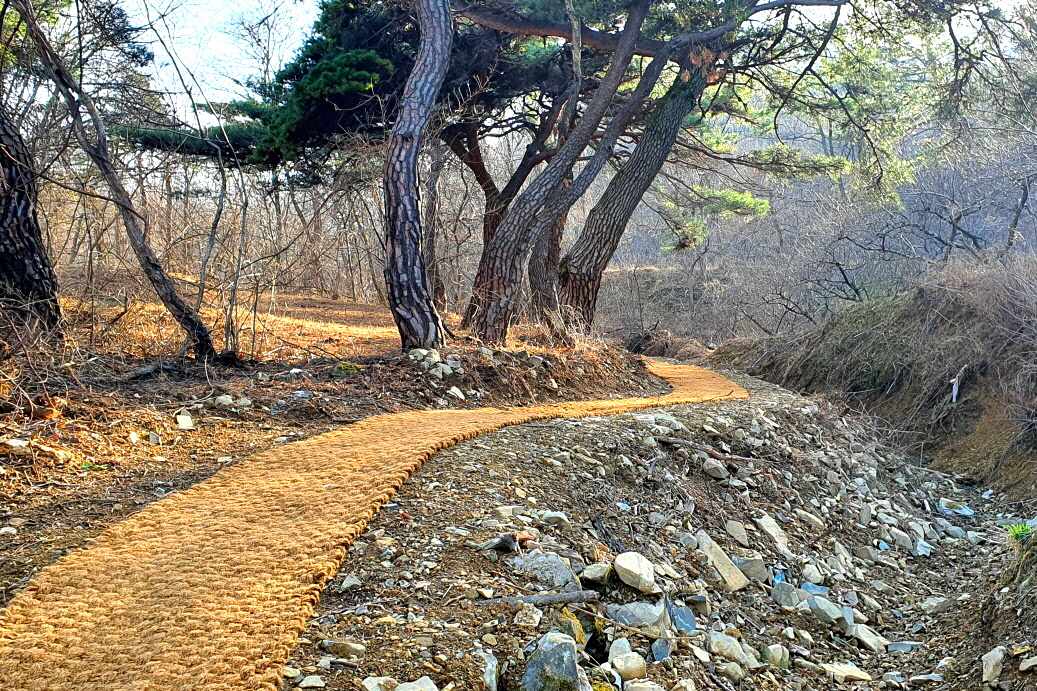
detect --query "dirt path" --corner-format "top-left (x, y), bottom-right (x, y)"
top-left (0, 361), bottom-right (746, 691)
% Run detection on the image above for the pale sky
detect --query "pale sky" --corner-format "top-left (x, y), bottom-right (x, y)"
top-left (124, 0), bottom-right (321, 106)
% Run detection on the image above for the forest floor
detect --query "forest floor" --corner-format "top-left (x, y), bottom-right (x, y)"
top-left (0, 297), bottom-right (1034, 691)
top-left (0, 295), bottom-right (664, 605)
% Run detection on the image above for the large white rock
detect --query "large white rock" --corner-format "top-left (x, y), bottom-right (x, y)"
top-left (612, 652), bottom-right (647, 681)
top-left (707, 631), bottom-right (753, 668)
top-left (397, 677), bottom-right (439, 691)
top-left (614, 552), bottom-right (660, 594)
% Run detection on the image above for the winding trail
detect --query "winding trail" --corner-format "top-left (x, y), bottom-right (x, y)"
top-left (0, 361), bottom-right (746, 691)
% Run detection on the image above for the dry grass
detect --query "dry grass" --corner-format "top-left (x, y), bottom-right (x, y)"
top-left (710, 258), bottom-right (1037, 493)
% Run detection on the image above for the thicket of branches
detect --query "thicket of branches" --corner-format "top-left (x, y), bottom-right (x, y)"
top-left (1, 0), bottom-right (1036, 358)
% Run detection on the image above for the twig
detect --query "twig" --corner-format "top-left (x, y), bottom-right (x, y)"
top-left (475, 590), bottom-right (600, 607)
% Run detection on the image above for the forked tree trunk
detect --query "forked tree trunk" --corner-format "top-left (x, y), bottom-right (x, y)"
top-left (383, 0), bottom-right (452, 349)
top-left (15, 2), bottom-right (216, 358)
top-left (0, 107), bottom-right (60, 329)
top-left (469, 24), bottom-right (683, 341)
top-left (560, 66), bottom-right (707, 326)
top-left (466, 0), bottom-right (653, 342)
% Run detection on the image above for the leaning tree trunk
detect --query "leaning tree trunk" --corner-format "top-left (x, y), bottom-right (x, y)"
top-left (382, 0), bottom-right (452, 350)
top-left (560, 66), bottom-right (707, 327)
top-left (0, 107), bottom-right (60, 330)
top-left (14, 1), bottom-right (216, 358)
top-left (468, 13), bottom-right (676, 342)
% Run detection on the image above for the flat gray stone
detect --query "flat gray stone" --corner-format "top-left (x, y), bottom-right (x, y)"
top-left (521, 633), bottom-right (592, 691)
top-left (772, 581), bottom-right (800, 607)
top-left (754, 514), bottom-right (791, 553)
top-left (982, 646), bottom-right (1007, 684)
top-left (733, 557), bottom-right (769, 583)
top-left (807, 596), bottom-right (842, 625)
top-left (725, 520), bottom-right (751, 548)
top-left (607, 601), bottom-right (664, 627)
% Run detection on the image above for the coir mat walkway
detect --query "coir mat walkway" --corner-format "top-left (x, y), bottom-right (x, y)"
top-left (0, 361), bottom-right (747, 690)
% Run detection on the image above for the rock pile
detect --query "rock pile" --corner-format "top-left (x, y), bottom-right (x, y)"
top-left (286, 372), bottom-right (1035, 691)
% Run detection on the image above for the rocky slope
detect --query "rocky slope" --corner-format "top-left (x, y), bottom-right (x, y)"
top-left (280, 371), bottom-right (1036, 691)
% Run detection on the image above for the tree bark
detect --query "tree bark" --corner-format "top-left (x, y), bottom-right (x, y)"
top-left (444, 103), bottom-right (560, 326)
top-left (528, 195), bottom-right (566, 317)
top-left (0, 107), bottom-right (60, 330)
top-left (467, 1), bottom-right (670, 342)
top-left (14, 1), bottom-right (216, 358)
top-left (421, 142), bottom-right (447, 312)
top-left (382, 0), bottom-right (451, 350)
top-left (560, 65), bottom-right (708, 327)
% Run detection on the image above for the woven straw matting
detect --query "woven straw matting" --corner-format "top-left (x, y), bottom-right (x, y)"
top-left (0, 361), bottom-right (746, 690)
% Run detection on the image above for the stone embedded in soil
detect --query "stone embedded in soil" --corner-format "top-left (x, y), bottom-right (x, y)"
top-left (847, 623), bottom-right (889, 653)
top-left (514, 603), bottom-right (544, 628)
top-left (761, 643), bottom-right (790, 669)
top-left (508, 549), bottom-right (578, 588)
top-left (702, 458), bottom-right (729, 479)
top-left (607, 601), bottom-right (664, 627)
top-left (1020, 656), bottom-right (1037, 672)
top-left (477, 650), bottom-right (499, 691)
top-left (623, 683), bottom-right (665, 691)
top-left (771, 581), bottom-right (800, 607)
top-left (733, 556), bottom-right (769, 583)
top-left (612, 651), bottom-right (648, 680)
top-left (796, 508), bottom-right (826, 530)
top-left (920, 596), bottom-right (952, 615)
top-left (321, 639), bottom-right (365, 657)
top-left (581, 562), bottom-right (610, 582)
top-left (608, 637), bottom-right (633, 662)
top-left (396, 678), bottom-right (439, 691)
top-left (982, 645), bottom-right (1007, 683)
top-left (541, 511), bottom-right (571, 530)
top-left (909, 674), bottom-right (944, 684)
top-left (614, 552), bottom-right (660, 593)
top-left (695, 530), bottom-right (749, 591)
top-left (707, 631), bottom-right (753, 668)
top-left (521, 632), bottom-right (592, 691)
top-left (298, 676), bottom-right (326, 689)
top-left (807, 596), bottom-right (843, 625)
top-left (801, 563), bottom-right (824, 584)
top-left (821, 662), bottom-right (872, 682)
top-left (725, 519), bottom-right (751, 547)
top-left (361, 679), bottom-right (400, 691)
top-left (754, 513), bottom-right (791, 554)
top-left (716, 661), bottom-right (746, 682)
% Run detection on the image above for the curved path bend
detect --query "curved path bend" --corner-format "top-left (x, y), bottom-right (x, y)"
top-left (0, 361), bottom-right (747, 691)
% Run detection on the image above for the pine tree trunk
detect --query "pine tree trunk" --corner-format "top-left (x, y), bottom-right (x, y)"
top-left (528, 204), bottom-right (565, 317)
top-left (421, 143), bottom-right (447, 312)
top-left (383, 0), bottom-right (451, 350)
top-left (560, 66), bottom-right (707, 326)
top-left (0, 108), bottom-right (60, 330)
top-left (467, 0), bottom-right (656, 342)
